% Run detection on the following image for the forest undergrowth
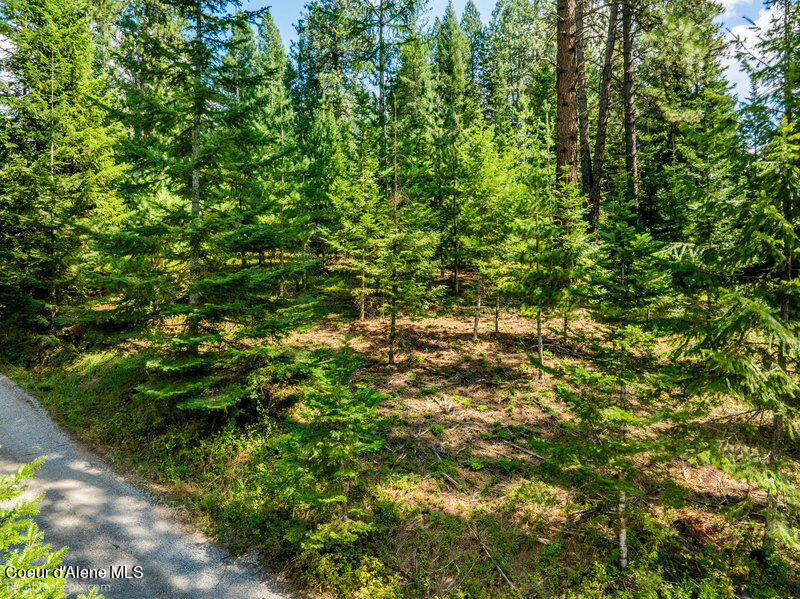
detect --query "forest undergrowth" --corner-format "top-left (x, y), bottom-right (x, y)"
top-left (6, 277), bottom-right (798, 599)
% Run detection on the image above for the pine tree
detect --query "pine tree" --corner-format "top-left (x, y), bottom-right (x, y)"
top-left (265, 348), bottom-right (384, 549)
top-left (392, 34), bottom-right (438, 211)
top-left (379, 99), bottom-right (441, 363)
top-left (456, 127), bottom-right (518, 340)
top-left (1, 461), bottom-right (102, 598)
top-left (556, 194), bottom-right (670, 569)
top-left (254, 11), bottom-right (307, 289)
top-left (736, 0), bottom-right (800, 144)
top-left (329, 101), bottom-right (385, 320)
top-left (461, 0), bottom-right (485, 108)
top-left (637, 0), bottom-right (742, 241)
top-left (675, 123), bottom-right (800, 551)
top-left (293, 0), bottom-right (368, 265)
top-left (483, 0), bottom-right (555, 145)
top-left (97, 0), bottom-right (302, 410)
top-left (513, 180), bottom-right (589, 373)
top-left (433, 2), bottom-right (470, 294)
top-left (0, 0), bottom-right (120, 362)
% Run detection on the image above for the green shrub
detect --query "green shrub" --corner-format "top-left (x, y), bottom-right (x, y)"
top-left (1, 459), bottom-right (101, 599)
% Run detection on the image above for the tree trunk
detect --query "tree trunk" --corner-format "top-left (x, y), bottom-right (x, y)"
top-left (576, 0), bottom-right (592, 195)
top-left (388, 99), bottom-right (399, 365)
top-left (279, 111), bottom-right (286, 296)
top-left (556, 0), bottom-right (579, 184)
top-left (537, 310), bottom-right (544, 379)
top-left (388, 308), bottom-right (396, 364)
top-left (495, 294), bottom-right (499, 334)
top-left (774, 0), bottom-right (793, 485)
top-left (453, 203), bottom-right (459, 296)
top-left (619, 490), bottom-right (628, 569)
top-left (49, 49), bottom-right (56, 331)
top-left (622, 0), bottom-right (640, 208)
top-left (589, 0), bottom-right (619, 227)
top-left (473, 278), bottom-right (482, 342)
top-left (188, 2), bottom-right (203, 350)
top-left (360, 270), bottom-right (366, 320)
top-left (379, 0), bottom-right (387, 169)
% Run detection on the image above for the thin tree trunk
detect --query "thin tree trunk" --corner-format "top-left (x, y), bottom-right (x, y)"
top-left (389, 308), bottom-right (397, 364)
top-left (619, 490), bottom-right (628, 568)
top-left (535, 209), bottom-right (544, 378)
top-left (768, 9), bottom-right (794, 536)
top-left (360, 270), bottom-right (366, 321)
top-left (619, 261), bottom-right (629, 569)
top-left (576, 0), bottom-right (592, 196)
top-left (188, 2), bottom-right (203, 350)
top-left (764, 410), bottom-right (783, 550)
top-left (389, 309), bottom-right (396, 364)
top-left (49, 48), bottom-right (56, 330)
top-left (279, 108), bottom-right (286, 296)
top-left (378, 0), bottom-right (387, 173)
top-left (537, 310), bottom-right (544, 379)
top-left (771, 0), bottom-right (793, 509)
top-left (388, 97), bottom-right (399, 365)
top-left (453, 164), bottom-right (459, 295)
top-left (556, 0), bottom-right (579, 184)
top-left (473, 277), bottom-right (481, 342)
top-left (622, 0), bottom-right (640, 208)
top-left (589, 0), bottom-right (619, 227)
top-left (495, 294), bottom-right (499, 334)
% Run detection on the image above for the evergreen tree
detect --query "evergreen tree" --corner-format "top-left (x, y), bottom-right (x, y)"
top-left (460, 0), bottom-right (485, 108)
top-left (265, 348), bottom-right (384, 549)
top-left (456, 127), bottom-right (518, 340)
top-left (638, 0), bottom-right (742, 240)
top-left (483, 0), bottom-right (555, 144)
top-left (254, 11), bottom-right (307, 289)
top-left (556, 194), bottom-right (670, 569)
top-left (392, 34), bottom-right (438, 212)
top-left (379, 99), bottom-right (441, 363)
top-left (293, 0), bottom-right (368, 264)
top-left (676, 123), bottom-right (800, 550)
top-left (736, 0), bottom-right (800, 144)
top-left (0, 0), bottom-right (120, 362)
top-left (329, 100), bottom-right (385, 319)
top-left (1, 460), bottom-right (102, 598)
top-left (433, 2), bottom-right (470, 294)
top-left (98, 0), bottom-right (302, 410)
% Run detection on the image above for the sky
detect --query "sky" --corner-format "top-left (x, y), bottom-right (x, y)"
top-left (246, 0), bottom-right (769, 102)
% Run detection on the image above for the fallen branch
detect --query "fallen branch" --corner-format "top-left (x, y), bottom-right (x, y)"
top-left (442, 472), bottom-right (460, 488)
top-left (474, 532), bottom-right (517, 593)
top-left (508, 442), bottom-right (545, 460)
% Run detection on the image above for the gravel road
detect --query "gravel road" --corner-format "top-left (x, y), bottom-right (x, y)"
top-left (0, 374), bottom-right (291, 599)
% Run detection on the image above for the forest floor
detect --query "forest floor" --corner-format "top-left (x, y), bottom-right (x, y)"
top-left (3, 289), bottom-right (799, 598)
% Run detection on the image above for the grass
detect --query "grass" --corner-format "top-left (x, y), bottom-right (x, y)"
top-left (3, 305), bottom-right (800, 598)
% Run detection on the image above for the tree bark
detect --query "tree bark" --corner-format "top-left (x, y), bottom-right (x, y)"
top-left (622, 0), bottom-right (640, 208)
top-left (576, 0), bottom-right (592, 196)
top-left (556, 0), bottom-right (579, 184)
top-left (589, 0), bottom-right (619, 227)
